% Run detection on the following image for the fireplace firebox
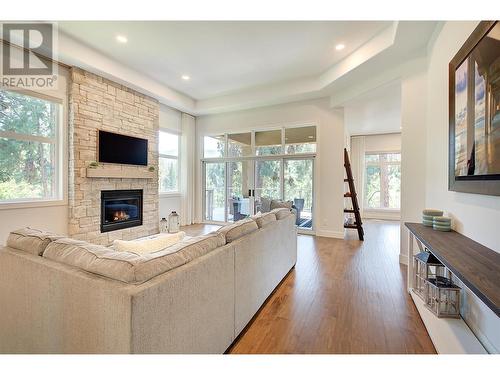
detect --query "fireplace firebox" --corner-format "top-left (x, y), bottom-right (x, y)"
top-left (101, 190), bottom-right (143, 233)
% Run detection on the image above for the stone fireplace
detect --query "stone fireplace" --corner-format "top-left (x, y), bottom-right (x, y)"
top-left (68, 67), bottom-right (159, 245)
top-left (101, 190), bottom-right (143, 233)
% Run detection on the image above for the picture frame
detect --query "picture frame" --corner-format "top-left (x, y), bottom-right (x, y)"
top-left (449, 20), bottom-right (500, 196)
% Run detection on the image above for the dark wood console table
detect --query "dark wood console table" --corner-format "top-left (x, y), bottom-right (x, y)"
top-left (405, 222), bottom-right (500, 317)
top-left (405, 222), bottom-right (499, 353)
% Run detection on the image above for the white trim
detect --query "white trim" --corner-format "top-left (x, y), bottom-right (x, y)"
top-left (0, 130), bottom-right (56, 144)
top-left (316, 229), bottom-right (344, 239)
top-left (399, 253), bottom-right (408, 265)
top-left (363, 209), bottom-right (401, 221)
top-left (159, 192), bottom-right (182, 198)
top-left (0, 198), bottom-right (67, 210)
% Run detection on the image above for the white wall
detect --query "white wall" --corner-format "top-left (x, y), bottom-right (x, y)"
top-left (344, 81), bottom-right (401, 136)
top-left (399, 61), bottom-right (428, 263)
top-left (195, 98), bottom-right (345, 237)
top-left (158, 104), bottom-right (182, 220)
top-left (0, 65), bottom-right (70, 244)
top-left (424, 21), bottom-right (500, 353)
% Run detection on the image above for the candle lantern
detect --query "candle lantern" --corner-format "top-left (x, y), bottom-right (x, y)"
top-left (168, 211), bottom-right (180, 233)
top-left (413, 251), bottom-right (446, 300)
top-left (160, 217), bottom-right (168, 233)
top-left (425, 276), bottom-right (461, 318)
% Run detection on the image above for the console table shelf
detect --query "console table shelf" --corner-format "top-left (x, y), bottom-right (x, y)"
top-left (405, 223), bottom-right (500, 318)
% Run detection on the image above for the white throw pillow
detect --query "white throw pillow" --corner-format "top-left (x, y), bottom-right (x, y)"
top-left (113, 232), bottom-right (186, 255)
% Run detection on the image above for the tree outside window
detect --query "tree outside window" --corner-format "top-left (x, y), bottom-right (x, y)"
top-left (158, 131), bottom-right (179, 193)
top-left (364, 152), bottom-right (401, 210)
top-left (0, 89), bottom-right (61, 202)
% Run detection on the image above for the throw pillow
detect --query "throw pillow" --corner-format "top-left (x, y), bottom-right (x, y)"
top-left (113, 231), bottom-right (186, 255)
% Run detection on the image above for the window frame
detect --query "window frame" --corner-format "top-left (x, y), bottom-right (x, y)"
top-left (202, 123), bottom-right (318, 160)
top-left (363, 150), bottom-right (401, 212)
top-left (0, 88), bottom-right (65, 208)
top-left (158, 129), bottom-right (181, 196)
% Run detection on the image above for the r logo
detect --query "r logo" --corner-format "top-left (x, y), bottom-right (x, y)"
top-left (2, 23), bottom-right (53, 76)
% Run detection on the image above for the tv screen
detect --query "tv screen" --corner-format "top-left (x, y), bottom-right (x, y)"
top-left (98, 130), bottom-right (148, 166)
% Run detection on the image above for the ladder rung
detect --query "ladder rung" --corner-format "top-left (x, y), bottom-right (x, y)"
top-left (344, 178), bottom-right (350, 182)
top-left (344, 224), bottom-right (360, 229)
top-left (344, 209), bottom-right (355, 213)
top-left (344, 192), bottom-right (356, 198)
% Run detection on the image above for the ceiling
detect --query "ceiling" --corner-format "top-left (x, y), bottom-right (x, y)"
top-left (58, 21), bottom-right (391, 100)
top-left (53, 21), bottom-right (438, 114)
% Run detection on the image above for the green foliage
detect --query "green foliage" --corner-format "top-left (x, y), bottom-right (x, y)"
top-left (159, 158), bottom-right (178, 192)
top-left (0, 89), bottom-right (57, 200)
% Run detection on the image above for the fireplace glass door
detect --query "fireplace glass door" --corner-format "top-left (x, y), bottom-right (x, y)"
top-left (101, 189), bottom-right (143, 232)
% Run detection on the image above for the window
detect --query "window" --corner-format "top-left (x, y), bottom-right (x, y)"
top-left (228, 132), bottom-right (252, 157)
top-left (158, 130), bottom-right (179, 193)
top-left (203, 135), bottom-right (225, 158)
top-left (255, 130), bottom-right (282, 155)
top-left (285, 126), bottom-right (317, 154)
top-left (364, 152), bottom-right (401, 210)
top-left (0, 89), bottom-right (61, 203)
top-left (202, 126), bottom-right (317, 159)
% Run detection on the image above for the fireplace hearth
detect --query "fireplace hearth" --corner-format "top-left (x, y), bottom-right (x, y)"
top-left (101, 190), bottom-right (143, 233)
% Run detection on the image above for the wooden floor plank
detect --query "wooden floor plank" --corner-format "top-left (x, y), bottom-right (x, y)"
top-left (182, 220), bottom-right (436, 354)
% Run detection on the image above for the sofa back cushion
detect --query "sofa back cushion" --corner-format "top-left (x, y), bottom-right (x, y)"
top-left (217, 218), bottom-right (258, 243)
top-left (270, 199), bottom-right (292, 210)
top-left (7, 227), bottom-right (65, 256)
top-left (251, 212), bottom-right (277, 228)
top-left (43, 232), bottom-right (225, 284)
top-left (271, 208), bottom-right (292, 220)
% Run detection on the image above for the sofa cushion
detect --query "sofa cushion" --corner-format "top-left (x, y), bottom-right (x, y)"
top-left (251, 212), bottom-right (277, 228)
top-left (113, 231), bottom-right (186, 255)
top-left (43, 232), bottom-right (226, 284)
top-left (270, 199), bottom-right (292, 210)
top-left (217, 218), bottom-right (258, 243)
top-left (271, 208), bottom-right (292, 220)
top-left (7, 227), bottom-right (65, 256)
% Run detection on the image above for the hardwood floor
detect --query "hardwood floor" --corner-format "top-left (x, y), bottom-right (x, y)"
top-left (181, 220), bottom-right (436, 354)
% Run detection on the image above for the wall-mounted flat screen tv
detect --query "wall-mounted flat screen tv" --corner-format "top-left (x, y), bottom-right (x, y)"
top-left (98, 130), bottom-right (148, 166)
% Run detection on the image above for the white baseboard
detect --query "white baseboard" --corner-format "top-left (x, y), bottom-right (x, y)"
top-left (399, 253), bottom-right (408, 265)
top-left (316, 229), bottom-right (344, 239)
top-left (363, 209), bottom-right (400, 221)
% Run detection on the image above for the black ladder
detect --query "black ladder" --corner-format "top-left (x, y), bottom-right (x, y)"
top-left (343, 148), bottom-right (364, 241)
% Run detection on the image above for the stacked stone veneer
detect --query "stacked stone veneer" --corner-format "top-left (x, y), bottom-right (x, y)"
top-left (68, 67), bottom-right (159, 245)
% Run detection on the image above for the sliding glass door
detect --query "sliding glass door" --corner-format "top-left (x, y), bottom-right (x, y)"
top-left (203, 157), bottom-right (314, 231)
top-left (202, 126), bottom-right (316, 232)
top-left (204, 162), bottom-right (225, 222)
top-left (284, 158), bottom-right (314, 229)
top-left (227, 161), bottom-right (253, 222)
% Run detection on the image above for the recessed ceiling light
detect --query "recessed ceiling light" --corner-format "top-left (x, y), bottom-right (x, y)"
top-left (116, 35), bottom-right (128, 44)
top-left (181, 75), bottom-right (190, 81)
top-left (335, 43), bottom-right (345, 51)
top-left (308, 135), bottom-right (314, 139)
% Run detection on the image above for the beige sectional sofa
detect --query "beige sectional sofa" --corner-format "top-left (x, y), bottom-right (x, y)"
top-left (0, 209), bottom-right (297, 354)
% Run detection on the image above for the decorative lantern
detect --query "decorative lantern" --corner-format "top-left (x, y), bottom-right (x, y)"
top-left (168, 211), bottom-right (180, 233)
top-left (413, 251), bottom-right (446, 300)
top-left (160, 217), bottom-right (168, 233)
top-left (425, 276), bottom-right (461, 318)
